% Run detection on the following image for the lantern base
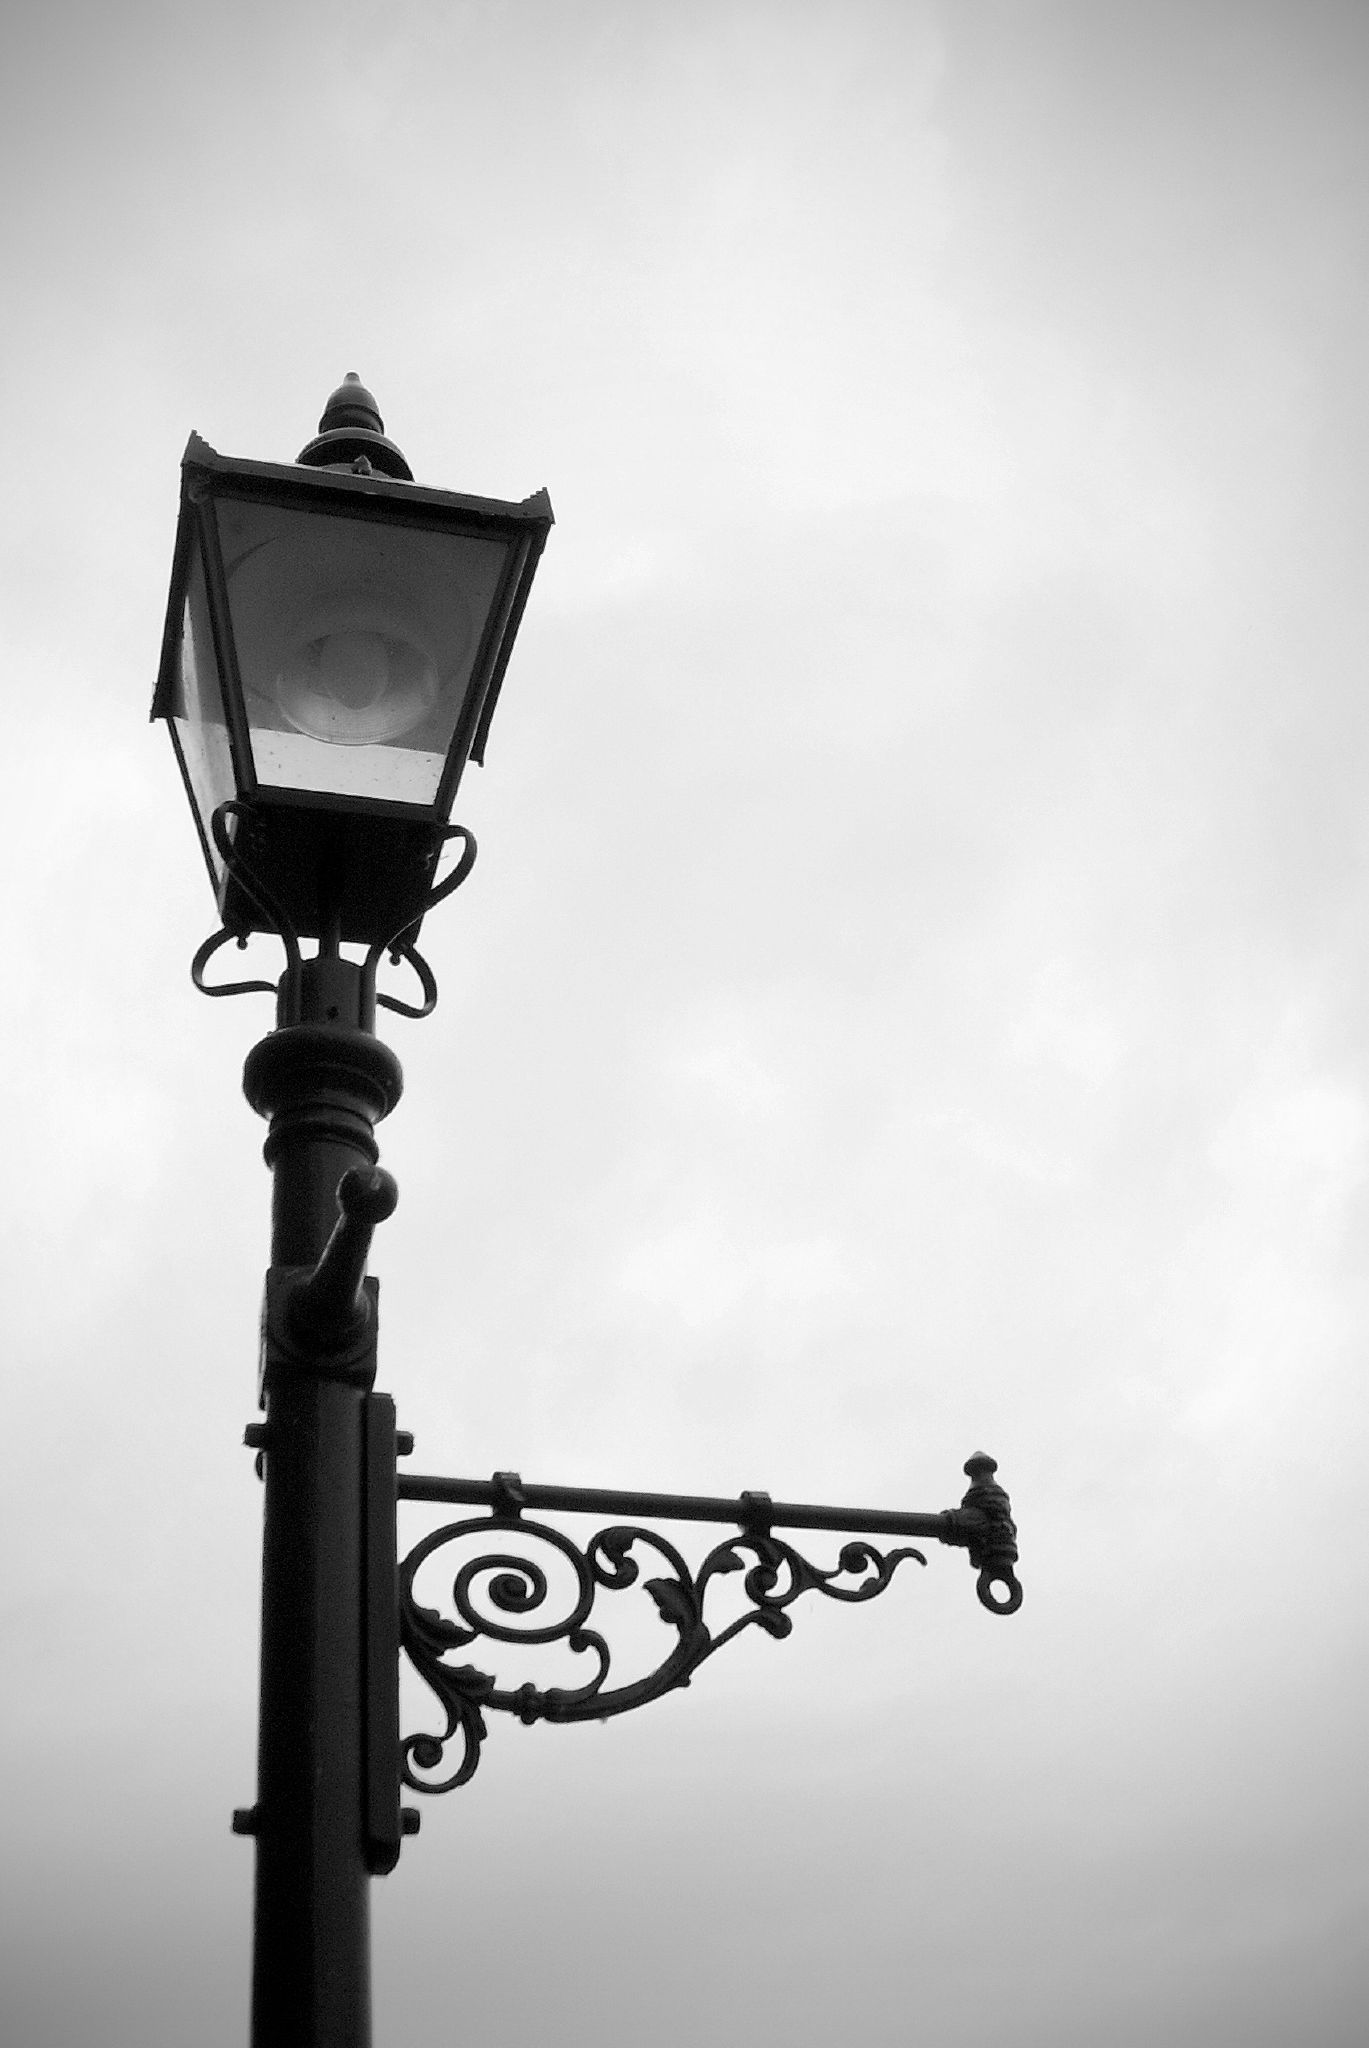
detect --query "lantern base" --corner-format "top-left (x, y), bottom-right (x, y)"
top-left (221, 795), bottom-right (448, 950)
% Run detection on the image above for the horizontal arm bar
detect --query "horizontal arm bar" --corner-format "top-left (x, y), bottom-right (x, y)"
top-left (395, 1453), bottom-right (1021, 1793)
top-left (396, 1469), bottom-right (974, 1545)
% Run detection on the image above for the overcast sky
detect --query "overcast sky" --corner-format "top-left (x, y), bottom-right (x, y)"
top-left (2, 3), bottom-right (1367, 2044)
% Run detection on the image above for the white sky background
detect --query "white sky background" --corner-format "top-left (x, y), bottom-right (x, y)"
top-left (2, 1), bottom-right (1367, 2042)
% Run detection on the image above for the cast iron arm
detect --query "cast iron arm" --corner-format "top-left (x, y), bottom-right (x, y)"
top-left (393, 1453), bottom-right (1021, 1795)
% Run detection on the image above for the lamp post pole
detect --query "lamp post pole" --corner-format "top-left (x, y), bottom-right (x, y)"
top-left (236, 960), bottom-right (403, 2048)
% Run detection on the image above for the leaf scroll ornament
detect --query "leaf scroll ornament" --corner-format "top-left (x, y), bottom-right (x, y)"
top-left (399, 1514), bottom-right (926, 1793)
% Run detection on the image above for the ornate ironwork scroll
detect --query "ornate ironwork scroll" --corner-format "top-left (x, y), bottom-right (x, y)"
top-left (190, 807), bottom-right (476, 1019)
top-left (397, 1455), bottom-right (1021, 1793)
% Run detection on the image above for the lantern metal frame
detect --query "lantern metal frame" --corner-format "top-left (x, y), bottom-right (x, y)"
top-left (152, 428), bottom-right (553, 955)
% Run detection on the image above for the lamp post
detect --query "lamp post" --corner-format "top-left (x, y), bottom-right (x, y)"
top-left (153, 379), bottom-right (1022, 2048)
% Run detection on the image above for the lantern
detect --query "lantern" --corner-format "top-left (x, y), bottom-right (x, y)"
top-left (153, 375), bottom-right (553, 950)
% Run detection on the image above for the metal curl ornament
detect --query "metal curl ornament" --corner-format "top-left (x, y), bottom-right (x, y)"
top-left (190, 925), bottom-right (279, 1001)
top-left (362, 823), bottom-right (477, 1020)
top-left (188, 817), bottom-right (477, 1020)
top-left (190, 800), bottom-right (306, 1002)
top-left (370, 942), bottom-right (439, 1021)
top-left (398, 1512), bottom-right (928, 1794)
top-left (210, 801), bottom-right (304, 968)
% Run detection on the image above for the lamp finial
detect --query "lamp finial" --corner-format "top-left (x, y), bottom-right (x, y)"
top-left (296, 372), bottom-right (414, 480)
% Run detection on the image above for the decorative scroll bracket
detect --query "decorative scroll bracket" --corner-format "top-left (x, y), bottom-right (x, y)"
top-left (190, 806), bottom-right (477, 1020)
top-left (393, 1454), bottom-right (1021, 1797)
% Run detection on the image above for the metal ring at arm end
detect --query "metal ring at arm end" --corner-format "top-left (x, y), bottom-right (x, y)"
top-left (976, 1567), bottom-right (1023, 1615)
top-left (960, 1451), bottom-right (1022, 1617)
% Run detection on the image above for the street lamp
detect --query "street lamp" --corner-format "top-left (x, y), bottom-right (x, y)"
top-left (154, 380), bottom-right (1022, 2048)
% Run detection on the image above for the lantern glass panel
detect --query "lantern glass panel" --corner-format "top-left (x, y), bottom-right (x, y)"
top-left (213, 496), bottom-right (512, 807)
top-left (172, 546), bottom-right (238, 882)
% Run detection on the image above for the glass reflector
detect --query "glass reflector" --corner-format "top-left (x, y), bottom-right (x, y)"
top-left (214, 496), bottom-right (512, 806)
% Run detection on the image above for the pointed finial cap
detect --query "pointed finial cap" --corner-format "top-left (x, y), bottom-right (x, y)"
top-left (296, 371), bottom-right (414, 479)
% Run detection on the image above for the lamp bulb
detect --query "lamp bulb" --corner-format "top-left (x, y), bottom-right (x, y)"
top-left (314, 630), bottom-right (389, 712)
top-left (276, 620), bottom-right (439, 744)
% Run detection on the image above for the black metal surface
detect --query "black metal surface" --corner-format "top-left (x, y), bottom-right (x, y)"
top-left (396, 1455), bottom-right (1021, 1794)
top-left (251, 1365), bottom-right (374, 2047)
top-left (188, 809), bottom-right (477, 1019)
top-left (296, 371), bottom-right (414, 480)
top-left (399, 1512), bottom-right (928, 1794)
top-left (367, 941), bottom-right (439, 1022)
top-left (399, 1469), bottom-right (958, 1538)
top-left (363, 1394), bottom-right (405, 1875)
top-left (244, 1028), bottom-right (402, 1274)
top-left (952, 1453), bottom-right (1022, 1615)
top-left (289, 1168), bottom-right (399, 1349)
top-left (215, 794), bottom-right (452, 953)
top-left (191, 926), bottom-right (279, 1001)
top-left (245, 1024), bottom-right (404, 2048)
